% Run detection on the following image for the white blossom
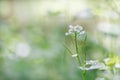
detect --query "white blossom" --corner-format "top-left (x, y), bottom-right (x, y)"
top-left (79, 60), bottom-right (106, 70)
top-left (86, 60), bottom-right (98, 65)
top-left (79, 31), bottom-right (85, 35)
top-left (115, 63), bottom-right (120, 68)
top-left (15, 42), bottom-right (30, 58)
top-left (104, 58), bottom-right (110, 63)
top-left (65, 25), bottom-right (85, 36)
top-left (72, 54), bottom-right (78, 57)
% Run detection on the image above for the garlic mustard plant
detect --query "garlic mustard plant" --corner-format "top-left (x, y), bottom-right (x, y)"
top-left (65, 25), bottom-right (87, 80)
top-left (65, 25), bottom-right (120, 80)
top-left (65, 25), bottom-right (85, 36)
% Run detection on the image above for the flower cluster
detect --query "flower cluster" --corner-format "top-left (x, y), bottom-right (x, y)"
top-left (79, 58), bottom-right (120, 71)
top-left (65, 25), bottom-right (85, 36)
top-left (79, 60), bottom-right (106, 70)
top-left (65, 24), bottom-right (120, 80)
top-left (104, 57), bottom-right (120, 69)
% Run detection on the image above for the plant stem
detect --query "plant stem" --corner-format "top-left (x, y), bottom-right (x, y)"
top-left (82, 34), bottom-right (87, 80)
top-left (74, 32), bottom-right (87, 80)
top-left (81, 46), bottom-right (86, 80)
top-left (82, 70), bottom-right (86, 80)
top-left (74, 32), bottom-right (81, 66)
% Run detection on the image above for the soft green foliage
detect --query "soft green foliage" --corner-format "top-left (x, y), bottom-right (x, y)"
top-left (0, 0), bottom-right (120, 80)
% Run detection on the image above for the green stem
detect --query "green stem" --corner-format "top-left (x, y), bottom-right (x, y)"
top-left (81, 46), bottom-right (86, 80)
top-left (82, 70), bottom-right (86, 80)
top-left (82, 34), bottom-right (87, 80)
top-left (74, 32), bottom-right (87, 80)
top-left (74, 32), bottom-right (81, 66)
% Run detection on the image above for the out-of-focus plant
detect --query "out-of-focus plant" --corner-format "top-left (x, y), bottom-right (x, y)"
top-left (65, 25), bottom-right (120, 80)
top-left (65, 25), bottom-right (87, 80)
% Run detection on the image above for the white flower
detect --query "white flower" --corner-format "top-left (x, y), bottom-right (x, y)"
top-left (86, 60), bottom-right (98, 65)
top-left (79, 31), bottom-right (85, 35)
top-left (65, 25), bottom-right (85, 36)
top-left (115, 63), bottom-right (120, 68)
top-left (15, 42), bottom-right (30, 58)
top-left (104, 58), bottom-right (110, 63)
top-left (72, 54), bottom-right (77, 57)
top-left (79, 60), bottom-right (106, 70)
top-left (69, 25), bottom-right (74, 29)
top-left (65, 32), bottom-right (69, 36)
top-left (74, 25), bottom-right (83, 33)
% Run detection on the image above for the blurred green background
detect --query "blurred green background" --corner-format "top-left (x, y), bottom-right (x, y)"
top-left (0, 0), bottom-right (120, 80)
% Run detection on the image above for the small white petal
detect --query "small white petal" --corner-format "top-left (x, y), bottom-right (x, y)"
top-left (72, 54), bottom-right (77, 57)
top-left (68, 31), bottom-right (74, 35)
top-left (78, 25), bottom-right (83, 30)
top-left (65, 25), bottom-right (85, 36)
top-left (115, 63), bottom-right (120, 68)
top-left (79, 60), bottom-right (106, 70)
top-left (89, 63), bottom-right (105, 70)
top-left (69, 25), bottom-right (73, 29)
top-left (86, 60), bottom-right (98, 64)
top-left (69, 28), bottom-right (74, 33)
top-left (65, 32), bottom-right (69, 36)
top-left (104, 58), bottom-right (110, 63)
top-left (80, 31), bottom-right (85, 35)
top-left (74, 28), bottom-right (80, 33)
top-left (74, 25), bottom-right (83, 33)
top-left (76, 25), bottom-right (83, 29)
